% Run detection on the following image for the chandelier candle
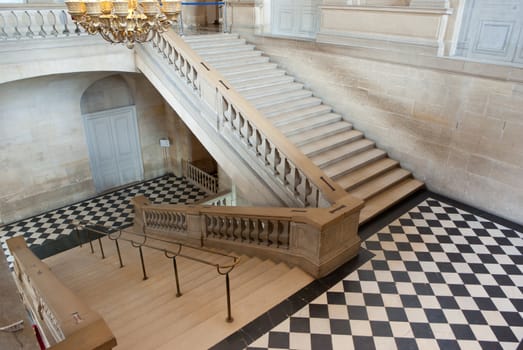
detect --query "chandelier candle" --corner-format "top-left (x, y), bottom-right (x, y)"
top-left (65, 0), bottom-right (181, 48)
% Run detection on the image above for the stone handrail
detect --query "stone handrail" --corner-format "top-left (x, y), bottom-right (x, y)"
top-left (133, 194), bottom-right (363, 278)
top-left (182, 159), bottom-right (218, 193)
top-left (0, 5), bottom-right (84, 40)
top-left (5, 236), bottom-right (117, 350)
top-left (153, 31), bottom-right (347, 207)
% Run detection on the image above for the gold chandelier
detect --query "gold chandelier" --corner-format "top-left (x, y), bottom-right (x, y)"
top-left (64, 0), bottom-right (181, 48)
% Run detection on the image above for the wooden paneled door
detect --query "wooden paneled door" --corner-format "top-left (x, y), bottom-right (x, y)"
top-left (84, 106), bottom-right (144, 193)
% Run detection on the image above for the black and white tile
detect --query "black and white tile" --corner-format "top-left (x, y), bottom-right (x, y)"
top-left (246, 198), bottom-right (523, 350)
top-left (0, 175), bottom-right (207, 266)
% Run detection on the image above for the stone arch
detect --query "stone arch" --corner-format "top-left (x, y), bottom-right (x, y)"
top-left (81, 74), bottom-right (134, 114)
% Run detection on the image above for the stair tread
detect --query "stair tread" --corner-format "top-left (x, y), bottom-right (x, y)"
top-left (337, 158), bottom-right (400, 191)
top-left (301, 130), bottom-right (364, 156)
top-left (188, 38), bottom-right (247, 49)
top-left (280, 113), bottom-right (341, 135)
top-left (251, 89), bottom-right (313, 108)
top-left (311, 139), bottom-right (375, 168)
top-left (323, 148), bottom-right (387, 178)
top-left (349, 168), bottom-right (412, 200)
top-left (233, 75), bottom-right (295, 90)
top-left (220, 62), bottom-right (279, 76)
top-left (183, 33), bottom-right (239, 42)
top-left (269, 105), bottom-right (333, 125)
top-left (260, 97), bottom-right (323, 116)
top-left (359, 179), bottom-right (425, 224)
top-left (210, 56), bottom-right (270, 69)
top-left (227, 69), bottom-right (287, 83)
top-left (287, 121), bottom-right (352, 146)
top-left (202, 50), bottom-right (263, 63)
top-left (195, 44), bottom-right (256, 55)
top-left (243, 82), bottom-right (304, 99)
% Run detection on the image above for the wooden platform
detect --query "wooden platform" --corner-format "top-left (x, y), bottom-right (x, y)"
top-left (44, 237), bottom-right (313, 349)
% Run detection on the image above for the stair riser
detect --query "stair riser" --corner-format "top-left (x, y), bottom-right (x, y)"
top-left (291, 125), bottom-right (352, 147)
top-left (228, 70), bottom-right (287, 84)
top-left (203, 51), bottom-right (263, 63)
top-left (195, 45), bottom-right (256, 55)
top-left (221, 64), bottom-right (279, 77)
top-left (235, 76), bottom-right (296, 91)
top-left (251, 91), bottom-right (313, 109)
top-left (210, 56), bottom-right (270, 69)
top-left (243, 83), bottom-right (304, 100)
top-left (262, 100), bottom-right (323, 117)
top-left (183, 34), bottom-right (239, 43)
top-left (282, 116), bottom-right (342, 136)
top-left (315, 142), bottom-right (375, 169)
top-left (189, 40), bottom-right (247, 50)
top-left (328, 152), bottom-right (387, 179)
top-left (269, 106), bottom-right (333, 125)
top-left (304, 133), bottom-right (364, 157)
top-left (342, 161), bottom-right (400, 191)
top-left (350, 171), bottom-right (412, 201)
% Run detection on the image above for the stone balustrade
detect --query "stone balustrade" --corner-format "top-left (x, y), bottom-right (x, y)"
top-left (182, 159), bottom-right (219, 194)
top-left (152, 31), bottom-right (349, 208)
top-left (133, 195), bottom-right (363, 278)
top-left (0, 5), bottom-right (84, 40)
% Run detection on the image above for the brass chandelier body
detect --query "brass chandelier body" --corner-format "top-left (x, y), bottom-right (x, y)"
top-left (65, 0), bottom-right (181, 48)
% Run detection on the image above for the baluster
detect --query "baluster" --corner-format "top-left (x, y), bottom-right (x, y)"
top-left (9, 11), bottom-right (22, 39)
top-left (59, 10), bottom-right (70, 35)
top-left (259, 219), bottom-right (269, 245)
top-left (173, 48), bottom-right (180, 71)
top-left (267, 220), bottom-right (276, 246)
top-left (297, 177), bottom-right (313, 207)
top-left (0, 14), bottom-right (8, 40)
top-left (35, 11), bottom-right (46, 37)
top-left (225, 217), bottom-right (233, 240)
top-left (212, 216), bottom-right (220, 238)
top-left (22, 11), bottom-right (34, 38)
top-left (47, 11), bottom-right (58, 36)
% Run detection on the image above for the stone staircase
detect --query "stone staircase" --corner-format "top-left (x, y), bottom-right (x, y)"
top-left (184, 33), bottom-right (424, 224)
top-left (45, 237), bottom-right (313, 350)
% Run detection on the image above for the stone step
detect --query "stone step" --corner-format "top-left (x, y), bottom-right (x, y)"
top-left (311, 139), bottom-right (375, 168)
top-left (359, 179), bottom-right (425, 224)
top-left (220, 63), bottom-right (279, 77)
top-left (260, 97), bottom-right (323, 117)
top-left (300, 130), bottom-right (364, 157)
top-left (269, 105), bottom-right (333, 126)
top-left (250, 89), bottom-right (313, 109)
top-left (233, 75), bottom-right (296, 91)
top-left (202, 50), bottom-right (263, 64)
top-left (188, 38), bottom-right (247, 50)
top-left (242, 82), bottom-right (304, 100)
top-left (227, 69), bottom-right (287, 84)
top-left (349, 168), bottom-right (412, 201)
top-left (323, 148), bottom-right (387, 179)
top-left (281, 113), bottom-right (342, 136)
top-left (183, 33), bottom-right (239, 43)
top-left (287, 121), bottom-right (352, 147)
top-left (209, 55), bottom-right (270, 69)
top-left (195, 44), bottom-right (256, 56)
top-left (336, 158), bottom-right (400, 191)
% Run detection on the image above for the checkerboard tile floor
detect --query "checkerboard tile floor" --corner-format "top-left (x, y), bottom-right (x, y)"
top-left (0, 175), bottom-right (207, 266)
top-left (246, 198), bottom-right (523, 350)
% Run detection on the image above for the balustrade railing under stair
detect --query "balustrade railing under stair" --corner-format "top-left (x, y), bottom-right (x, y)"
top-left (182, 159), bottom-right (219, 194)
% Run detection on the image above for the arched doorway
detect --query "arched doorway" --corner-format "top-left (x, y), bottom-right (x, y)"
top-left (81, 75), bottom-right (144, 192)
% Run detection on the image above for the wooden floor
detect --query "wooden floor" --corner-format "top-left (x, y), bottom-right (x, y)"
top-left (44, 237), bottom-right (313, 349)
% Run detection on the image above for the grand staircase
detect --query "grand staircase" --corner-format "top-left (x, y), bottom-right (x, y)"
top-left (183, 33), bottom-right (424, 224)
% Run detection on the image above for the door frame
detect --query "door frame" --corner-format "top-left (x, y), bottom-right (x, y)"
top-left (83, 105), bottom-right (144, 193)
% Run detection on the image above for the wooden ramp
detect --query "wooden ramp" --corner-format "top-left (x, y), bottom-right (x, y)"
top-left (44, 237), bottom-right (312, 350)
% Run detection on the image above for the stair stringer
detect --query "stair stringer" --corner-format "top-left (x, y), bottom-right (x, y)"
top-left (135, 43), bottom-right (303, 208)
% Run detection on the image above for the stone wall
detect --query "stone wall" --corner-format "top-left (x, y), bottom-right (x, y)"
top-left (0, 72), bottom-right (177, 224)
top-left (241, 35), bottom-right (523, 224)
